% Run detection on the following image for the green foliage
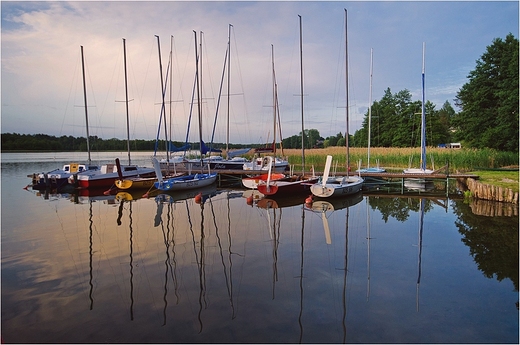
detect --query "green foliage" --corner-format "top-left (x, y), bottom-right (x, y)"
top-left (353, 88), bottom-right (453, 148)
top-left (452, 201), bottom-right (519, 291)
top-left (453, 33), bottom-right (519, 152)
top-left (1, 132), bottom-right (268, 152)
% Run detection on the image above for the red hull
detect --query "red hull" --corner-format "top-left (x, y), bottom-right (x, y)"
top-left (257, 176), bottom-right (318, 196)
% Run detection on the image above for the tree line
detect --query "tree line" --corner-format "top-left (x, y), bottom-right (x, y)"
top-left (2, 34), bottom-right (517, 153)
top-left (0, 133), bottom-right (248, 152)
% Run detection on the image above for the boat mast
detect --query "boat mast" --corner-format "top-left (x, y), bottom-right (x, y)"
top-left (299, 15), bottom-right (305, 172)
top-left (80, 45), bottom-right (91, 166)
top-left (271, 44), bottom-right (277, 155)
top-left (345, 9), bottom-right (350, 172)
top-left (169, 35), bottom-right (174, 162)
top-left (420, 42), bottom-right (426, 171)
top-left (226, 24), bottom-right (232, 154)
top-left (194, 31), bottom-right (204, 165)
top-left (123, 39), bottom-right (131, 165)
top-left (367, 48), bottom-right (373, 169)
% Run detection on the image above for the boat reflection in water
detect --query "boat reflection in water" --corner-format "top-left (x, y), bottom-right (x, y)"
top-left (12, 175), bottom-right (518, 343)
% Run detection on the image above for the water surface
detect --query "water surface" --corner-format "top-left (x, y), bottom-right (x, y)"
top-left (1, 153), bottom-right (518, 343)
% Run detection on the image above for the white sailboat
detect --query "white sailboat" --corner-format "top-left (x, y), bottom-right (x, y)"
top-left (243, 44), bottom-right (289, 173)
top-left (29, 46), bottom-right (98, 191)
top-left (115, 38), bottom-right (162, 191)
top-left (256, 16), bottom-right (318, 197)
top-left (70, 43), bottom-right (155, 190)
top-left (310, 10), bottom-right (363, 199)
top-left (404, 43), bottom-right (433, 176)
top-left (358, 48), bottom-right (385, 173)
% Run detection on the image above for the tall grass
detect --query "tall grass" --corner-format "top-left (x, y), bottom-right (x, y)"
top-left (276, 147), bottom-right (519, 173)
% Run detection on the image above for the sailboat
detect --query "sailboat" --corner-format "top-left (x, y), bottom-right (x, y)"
top-left (150, 31), bottom-right (217, 193)
top-left (357, 48), bottom-right (385, 173)
top-left (242, 44), bottom-right (289, 173)
top-left (188, 24), bottom-right (252, 171)
top-left (242, 45), bottom-right (292, 189)
top-left (310, 156), bottom-right (363, 198)
top-left (69, 45), bottom-right (155, 190)
top-left (310, 10), bottom-right (363, 199)
top-left (256, 17), bottom-right (318, 197)
top-left (29, 46), bottom-right (98, 191)
top-left (404, 43), bottom-right (434, 176)
top-left (241, 156), bottom-right (288, 189)
top-left (113, 38), bottom-right (163, 191)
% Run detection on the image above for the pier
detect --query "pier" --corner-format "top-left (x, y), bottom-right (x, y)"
top-left (163, 165), bottom-right (480, 189)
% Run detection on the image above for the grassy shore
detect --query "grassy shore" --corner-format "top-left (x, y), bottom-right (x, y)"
top-left (277, 146), bottom-right (519, 173)
top-left (467, 170), bottom-right (519, 193)
top-left (272, 146), bottom-right (519, 192)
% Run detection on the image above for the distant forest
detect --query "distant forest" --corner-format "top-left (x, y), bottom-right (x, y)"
top-left (0, 133), bottom-right (252, 152)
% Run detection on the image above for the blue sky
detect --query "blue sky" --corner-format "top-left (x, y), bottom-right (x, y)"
top-left (2, 1), bottom-right (518, 145)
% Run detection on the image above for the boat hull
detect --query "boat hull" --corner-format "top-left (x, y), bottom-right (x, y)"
top-left (310, 176), bottom-right (364, 198)
top-left (30, 163), bottom-right (97, 191)
top-left (31, 175), bottom-right (70, 191)
top-left (257, 176), bottom-right (319, 197)
top-left (242, 173), bottom-right (287, 189)
top-left (115, 177), bottom-right (157, 190)
top-left (185, 157), bottom-right (249, 171)
top-left (72, 166), bottom-right (156, 189)
top-left (154, 173), bottom-right (217, 192)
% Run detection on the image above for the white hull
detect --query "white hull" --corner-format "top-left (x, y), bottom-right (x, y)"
top-left (71, 165), bottom-right (155, 189)
top-left (310, 175), bottom-right (364, 198)
top-left (403, 168), bottom-right (434, 174)
top-left (242, 156), bottom-right (288, 173)
top-left (154, 173), bottom-right (217, 192)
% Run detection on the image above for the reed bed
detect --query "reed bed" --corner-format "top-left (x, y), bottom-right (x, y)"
top-left (276, 147), bottom-right (519, 173)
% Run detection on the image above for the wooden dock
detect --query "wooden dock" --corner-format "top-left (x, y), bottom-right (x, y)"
top-left (165, 165), bottom-right (479, 179)
top-left (163, 166), bottom-right (479, 187)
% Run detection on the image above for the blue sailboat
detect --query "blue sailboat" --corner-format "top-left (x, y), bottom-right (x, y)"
top-left (151, 31), bottom-right (217, 193)
top-left (404, 43), bottom-right (434, 176)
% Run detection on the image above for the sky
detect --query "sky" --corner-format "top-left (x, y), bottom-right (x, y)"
top-left (1, 1), bottom-right (518, 145)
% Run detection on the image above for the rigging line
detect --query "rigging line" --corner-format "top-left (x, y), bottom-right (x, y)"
top-left (133, 38), bottom-right (157, 140)
top-left (200, 34), bottom-right (218, 142)
top-left (229, 25), bottom-right (252, 143)
top-left (82, 51), bottom-right (105, 140)
top-left (60, 54), bottom-right (81, 136)
top-left (103, 41), bottom-right (122, 139)
top-left (330, 17), bottom-right (345, 139)
top-left (209, 42), bottom-right (229, 149)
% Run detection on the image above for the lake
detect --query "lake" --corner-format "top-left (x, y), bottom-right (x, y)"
top-left (1, 152), bottom-right (518, 343)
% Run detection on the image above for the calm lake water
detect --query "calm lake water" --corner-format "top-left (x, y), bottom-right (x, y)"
top-left (1, 152), bottom-right (518, 343)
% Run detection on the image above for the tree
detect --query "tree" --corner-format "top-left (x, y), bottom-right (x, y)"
top-left (306, 129), bottom-right (321, 148)
top-left (453, 33), bottom-right (519, 152)
top-left (429, 101), bottom-right (454, 145)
